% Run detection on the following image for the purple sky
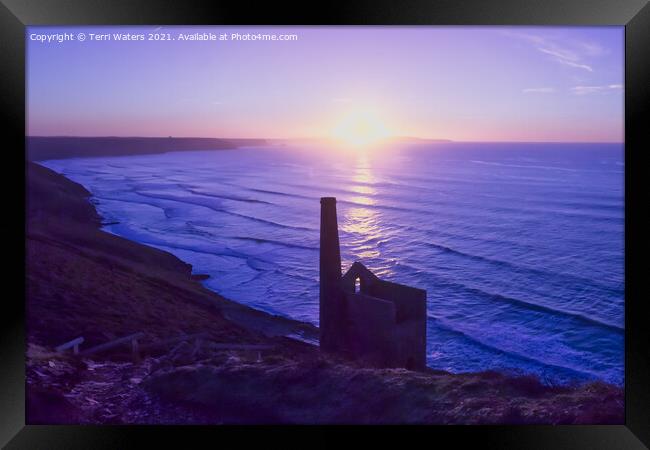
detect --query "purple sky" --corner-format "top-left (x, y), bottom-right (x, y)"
top-left (27, 26), bottom-right (624, 142)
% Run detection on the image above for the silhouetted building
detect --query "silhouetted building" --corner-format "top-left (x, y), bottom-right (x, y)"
top-left (319, 197), bottom-right (427, 370)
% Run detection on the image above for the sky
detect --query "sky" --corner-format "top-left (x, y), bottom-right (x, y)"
top-left (27, 26), bottom-right (624, 142)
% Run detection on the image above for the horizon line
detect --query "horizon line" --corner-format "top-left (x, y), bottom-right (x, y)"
top-left (26, 135), bottom-right (624, 145)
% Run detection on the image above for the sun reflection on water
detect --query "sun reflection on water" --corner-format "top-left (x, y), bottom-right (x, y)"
top-left (341, 155), bottom-right (382, 261)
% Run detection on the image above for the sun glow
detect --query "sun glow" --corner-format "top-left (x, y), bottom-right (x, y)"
top-left (331, 110), bottom-right (391, 148)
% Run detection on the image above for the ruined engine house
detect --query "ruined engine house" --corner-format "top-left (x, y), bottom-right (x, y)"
top-left (319, 197), bottom-right (427, 370)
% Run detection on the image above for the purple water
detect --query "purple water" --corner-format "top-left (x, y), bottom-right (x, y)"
top-left (42, 142), bottom-right (625, 385)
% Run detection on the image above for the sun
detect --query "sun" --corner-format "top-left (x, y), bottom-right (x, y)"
top-left (331, 110), bottom-right (391, 148)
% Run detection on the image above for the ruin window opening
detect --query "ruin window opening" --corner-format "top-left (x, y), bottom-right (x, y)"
top-left (355, 277), bottom-right (361, 293)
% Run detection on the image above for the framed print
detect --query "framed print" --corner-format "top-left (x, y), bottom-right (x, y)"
top-left (1, 0), bottom-right (648, 448)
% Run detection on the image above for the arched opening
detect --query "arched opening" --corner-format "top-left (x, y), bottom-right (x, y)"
top-left (354, 276), bottom-right (361, 293)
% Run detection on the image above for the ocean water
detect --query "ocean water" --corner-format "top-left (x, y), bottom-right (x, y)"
top-left (42, 142), bottom-right (625, 385)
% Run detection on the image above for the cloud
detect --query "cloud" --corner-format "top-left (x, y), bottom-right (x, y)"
top-left (554, 59), bottom-right (593, 72)
top-left (577, 41), bottom-right (607, 57)
top-left (571, 84), bottom-right (623, 95)
top-left (537, 47), bottom-right (578, 62)
top-left (502, 31), bottom-right (595, 72)
top-left (536, 46), bottom-right (593, 72)
top-left (522, 87), bottom-right (556, 93)
top-left (332, 97), bottom-right (352, 103)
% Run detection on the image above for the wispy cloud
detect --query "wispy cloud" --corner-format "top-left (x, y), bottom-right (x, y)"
top-left (571, 84), bottom-right (623, 95)
top-left (535, 44), bottom-right (592, 72)
top-left (577, 41), bottom-right (607, 57)
top-left (537, 47), bottom-right (577, 62)
top-left (553, 59), bottom-right (593, 72)
top-left (503, 31), bottom-right (594, 72)
top-left (522, 87), bottom-right (556, 93)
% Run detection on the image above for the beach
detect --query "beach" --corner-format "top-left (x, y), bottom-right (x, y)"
top-left (26, 147), bottom-right (624, 424)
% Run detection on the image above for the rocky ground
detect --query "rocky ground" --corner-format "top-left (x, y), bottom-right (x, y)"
top-left (27, 340), bottom-right (623, 425)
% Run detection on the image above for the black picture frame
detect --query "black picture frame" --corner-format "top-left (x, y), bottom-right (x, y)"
top-left (2, 0), bottom-right (648, 447)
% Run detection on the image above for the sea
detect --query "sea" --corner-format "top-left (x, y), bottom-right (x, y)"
top-left (42, 142), bottom-right (625, 386)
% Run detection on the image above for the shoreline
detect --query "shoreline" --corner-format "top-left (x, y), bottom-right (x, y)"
top-left (26, 161), bottom-right (624, 424)
top-left (26, 160), bottom-right (319, 344)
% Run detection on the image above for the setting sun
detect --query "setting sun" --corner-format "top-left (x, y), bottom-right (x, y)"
top-left (331, 110), bottom-right (391, 148)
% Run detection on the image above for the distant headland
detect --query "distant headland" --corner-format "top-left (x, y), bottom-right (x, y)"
top-left (26, 136), bottom-right (268, 161)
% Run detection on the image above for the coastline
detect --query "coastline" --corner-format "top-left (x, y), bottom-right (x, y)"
top-left (26, 161), bottom-right (624, 424)
top-left (27, 136), bottom-right (268, 161)
top-left (26, 161), bottom-right (318, 344)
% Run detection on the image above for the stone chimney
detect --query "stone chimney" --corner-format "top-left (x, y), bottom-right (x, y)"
top-left (319, 197), bottom-right (345, 352)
